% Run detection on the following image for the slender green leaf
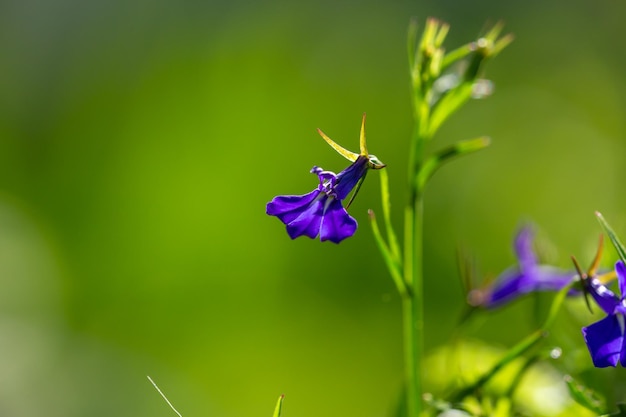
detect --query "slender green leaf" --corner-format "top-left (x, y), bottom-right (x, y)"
top-left (490, 33), bottom-right (515, 58)
top-left (483, 21), bottom-right (505, 43)
top-left (452, 279), bottom-right (573, 401)
top-left (272, 395), bottom-right (284, 417)
top-left (564, 375), bottom-right (606, 415)
top-left (418, 18), bottom-right (438, 58)
top-left (451, 329), bottom-right (545, 402)
top-left (596, 212), bottom-right (626, 265)
top-left (440, 43), bottom-right (474, 73)
top-left (368, 209), bottom-right (409, 298)
top-left (478, 21), bottom-right (513, 59)
top-left (427, 81), bottom-right (473, 137)
top-left (379, 169), bottom-right (401, 263)
top-left (505, 355), bottom-right (539, 398)
top-left (416, 136), bottom-right (490, 191)
top-left (433, 22), bottom-right (449, 48)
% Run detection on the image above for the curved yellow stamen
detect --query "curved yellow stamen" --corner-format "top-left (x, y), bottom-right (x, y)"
top-left (597, 270), bottom-right (617, 285)
top-left (359, 113), bottom-right (368, 156)
top-left (316, 128), bottom-right (359, 162)
top-left (317, 114), bottom-right (385, 168)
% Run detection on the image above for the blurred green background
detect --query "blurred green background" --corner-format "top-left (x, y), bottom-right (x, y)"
top-left (1, 0), bottom-right (626, 416)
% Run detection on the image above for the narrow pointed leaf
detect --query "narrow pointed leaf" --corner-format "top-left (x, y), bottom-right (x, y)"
top-left (379, 168), bottom-right (401, 263)
top-left (483, 21), bottom-right (505, 42)
top-left (427, 81), bottom-right (474, 137)
top-left (490, 34), bottom-right (515, 58)
top-left (452, 280), bottom-right (573, 402)
top-left (440, 43), bottom-right (474, 73)
top-left (433, 22), bottom-right (449, 48)
top-left (272, 395), bottom-right (285, 417)
top-left (564, 375), bottom-right (606, 415)
top-left (452, 329), bottom-right (545, 401)
top-left (416, 136), bottom-right (490, 191)
top-left (596, 212), bottom-right (626, 265)
top-left (368, 209), bottom-right (408, 297)
top-left (418, 18), bottom-right (438, 57)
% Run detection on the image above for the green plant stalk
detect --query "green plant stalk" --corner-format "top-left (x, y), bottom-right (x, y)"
top-left (402, 196), bottom-right (424, 417)
top-left (399, 18), bottom-right (510, 417)
top-left (402, 114), bottom-right (429, 417)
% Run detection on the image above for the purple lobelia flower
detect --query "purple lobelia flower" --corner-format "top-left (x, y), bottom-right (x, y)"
top-left (582, 260), bottom-right (626, 368)
top-left (266, 114), bottom-right (385, 243)
top-left (468, 226), bottom-right (575, 308)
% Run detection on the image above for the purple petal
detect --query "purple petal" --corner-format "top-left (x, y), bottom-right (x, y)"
top-left (513, 226), bottom-right (537, 274)
top-left (266, 190), bottom-right (320, 224)
top-left (319, 198), bottom-right (357, 243)
top-left (582, 314), bottom-right (625, 367)
top-left (484, 269), bottom-right (534, 308)
top-left (532, 267), bottom-right (575, 292)
top-left (587, 278), bottom-right (620, 316)
top-left (616, 260), bottom-right (626, 299)
top-left (484, 267), bottom-right (576, 309)
top-left (333, 155), bottom-right (369, 200)
top-left (285, 197), bottom-right (324, 240)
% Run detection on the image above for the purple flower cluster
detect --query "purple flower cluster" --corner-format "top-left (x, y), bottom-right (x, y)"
top-left (468, 226), bottom-right (575, 308)
top-left (469, 224), bottom-right (625, 368)
top-left (266, 115), bottom-right (384, 243)
top-left (266, 156), bottom-right (369, 243)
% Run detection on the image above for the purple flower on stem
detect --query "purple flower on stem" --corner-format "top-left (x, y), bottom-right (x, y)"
top-left (266, 114), bottom-right (384, 243)
top-left (468, 226), bottom-right (575, 308)
top-left (582, 260), bottom-right (626, 368)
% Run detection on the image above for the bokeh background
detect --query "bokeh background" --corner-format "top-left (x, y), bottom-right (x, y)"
top-left (1, 0), bottom-right (626, 416)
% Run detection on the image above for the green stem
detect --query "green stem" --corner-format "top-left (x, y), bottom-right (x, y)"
top-left (394, 19), bottom-right (511, 417)
top-left (401, 297), bottom-right (419, 417)
top-left (451, 279), bottom-right (574, 402)
top-left (402, 203), bottom-right (421, 417)
top-left (451, 329), bottom-right (547, 402)
top-left (403, 110), bottom-right (427, 417)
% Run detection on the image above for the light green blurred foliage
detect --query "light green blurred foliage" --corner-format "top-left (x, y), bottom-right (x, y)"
top-left (425, 339), bottom-right (597, 416)
top-left (1, 0), bottom-right (626, 416)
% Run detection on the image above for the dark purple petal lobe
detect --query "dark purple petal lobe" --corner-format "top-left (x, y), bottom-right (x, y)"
top-left (333, 156), bottom-right (369, 200)
top-left (266, 190), bottom-right (320, 224)
top-left (285, 198), bottom-right (324, 239)
top-left (319, 198), bottom-right (357, 243)
top-left (582, 314), bottom-right (624, 367)
top-left (485, 269), bottom-right (532, 308)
